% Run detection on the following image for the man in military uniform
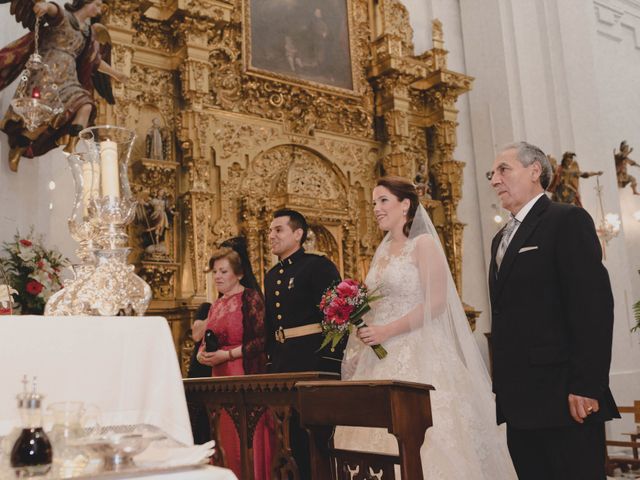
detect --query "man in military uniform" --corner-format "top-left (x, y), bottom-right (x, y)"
top-left (265, 209), bottom-right (343, 478)
top-left (265, 208), bottom-right (344, 374)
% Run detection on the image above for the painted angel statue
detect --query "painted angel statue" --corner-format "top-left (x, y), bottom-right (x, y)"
top-left (0, 0), bottom-right (127, 171)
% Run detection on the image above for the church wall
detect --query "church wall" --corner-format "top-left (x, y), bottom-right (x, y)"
top-left (592, 0), bottom-right (640, 407)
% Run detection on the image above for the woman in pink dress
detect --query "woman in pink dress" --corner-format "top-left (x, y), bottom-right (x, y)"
top-left (197, 246), bottom-right (272, 480)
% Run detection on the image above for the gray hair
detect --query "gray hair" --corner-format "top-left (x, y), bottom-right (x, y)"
top-left (499, 141), bottom-right (552, 190)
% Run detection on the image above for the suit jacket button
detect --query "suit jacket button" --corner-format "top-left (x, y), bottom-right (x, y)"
top-left (494, 309), bottom-right (500, 316)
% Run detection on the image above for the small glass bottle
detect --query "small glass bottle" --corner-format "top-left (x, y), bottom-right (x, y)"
top-left (10, 377), bottom-right (52, 477)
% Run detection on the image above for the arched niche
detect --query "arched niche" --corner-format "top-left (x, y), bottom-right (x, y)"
top-left (240, 143), bottom-right (352, 280)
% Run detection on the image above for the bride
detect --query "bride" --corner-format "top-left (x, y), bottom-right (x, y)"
top-left (334, 176), bottom-right (517, 479)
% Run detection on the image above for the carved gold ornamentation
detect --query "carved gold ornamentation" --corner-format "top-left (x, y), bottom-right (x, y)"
top-left (139, 263), bottom-right (179, 300)
top-left (100, 0), bottom-right (475, 348)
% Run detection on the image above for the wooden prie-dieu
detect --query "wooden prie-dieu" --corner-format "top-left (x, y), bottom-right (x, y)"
top-left (184, 373), bottom-right (434, 479)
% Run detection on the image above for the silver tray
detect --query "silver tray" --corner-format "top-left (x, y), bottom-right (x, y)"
top-left (0, 425), bottom-right (213, 479)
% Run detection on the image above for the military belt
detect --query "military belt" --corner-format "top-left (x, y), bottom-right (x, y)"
top-left (275, 323), bottom-right (322, 343)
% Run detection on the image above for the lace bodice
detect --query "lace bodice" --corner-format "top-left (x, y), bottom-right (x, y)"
top-left (341, 239), bottom-right (425, 383)
top-left (365, 239), bottom-right (423, 326)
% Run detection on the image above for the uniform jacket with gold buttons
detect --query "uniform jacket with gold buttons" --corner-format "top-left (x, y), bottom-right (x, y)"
top-left (264, 247), bottom-right (344, 374)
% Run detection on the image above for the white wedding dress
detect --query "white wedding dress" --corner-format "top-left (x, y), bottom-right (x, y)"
top-left (334, 209), bottom-right (517, 479)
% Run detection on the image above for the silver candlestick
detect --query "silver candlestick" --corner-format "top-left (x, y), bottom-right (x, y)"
top-left (74, 126), bottom-right (151, 316)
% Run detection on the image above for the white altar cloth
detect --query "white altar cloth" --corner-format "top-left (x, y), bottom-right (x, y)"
top-left (85, 465), bottom-right (237, 480)
top-left (0, 316), bottom-right (193, 446)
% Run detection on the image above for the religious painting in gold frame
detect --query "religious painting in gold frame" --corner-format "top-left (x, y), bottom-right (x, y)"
top-left (243, 0), bottom-right (355, 92)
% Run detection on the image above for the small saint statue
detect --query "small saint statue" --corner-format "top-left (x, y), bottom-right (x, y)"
top-left (136, 189), bottom-right (176, 257)
top-left (548, 151), bottom-right (602, 207)
top-left (145, 118), bottom-right (168, 160)
top-left (614, 141), bottom-right (640, 195)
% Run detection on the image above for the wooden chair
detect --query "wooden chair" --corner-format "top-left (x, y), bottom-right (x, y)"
top-left (606, 400), bottom-right (640, 476)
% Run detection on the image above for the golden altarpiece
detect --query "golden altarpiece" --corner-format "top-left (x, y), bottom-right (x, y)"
top-left (96, 0), bottom-right (475, 371)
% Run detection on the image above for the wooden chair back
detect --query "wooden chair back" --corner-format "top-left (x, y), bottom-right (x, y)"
top-left (606, 400), bottom-right (640, 476)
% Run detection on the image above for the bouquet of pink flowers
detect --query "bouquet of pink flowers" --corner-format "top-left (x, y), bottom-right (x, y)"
top-left (319, 279), bottom-right (387, 359)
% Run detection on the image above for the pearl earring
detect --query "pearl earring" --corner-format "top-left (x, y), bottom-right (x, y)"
top-left (402, 210), bottom-right (407, 216)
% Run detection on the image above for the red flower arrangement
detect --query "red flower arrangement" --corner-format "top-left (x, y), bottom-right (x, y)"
top-left (0, 230), bottom-right (67, 315)
top-left (319, 279), bottom-right (387, 359)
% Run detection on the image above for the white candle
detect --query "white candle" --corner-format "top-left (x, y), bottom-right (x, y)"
top-left (81, 160), bottom-right (100, 216)
top-left (100, 140), bottom-right (120, 198)
top-left (81, 161), bottom-right (95, 216)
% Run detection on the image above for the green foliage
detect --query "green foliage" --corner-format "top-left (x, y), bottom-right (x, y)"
top-left (633, 300), bottom-right (640, 333)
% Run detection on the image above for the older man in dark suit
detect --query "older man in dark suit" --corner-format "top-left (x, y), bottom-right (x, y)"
top-left (488, 141), bottom-right (619, 479)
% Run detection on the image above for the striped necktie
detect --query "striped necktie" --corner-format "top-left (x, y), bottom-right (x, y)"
top-left (496, 215), bottom-right (519, 270)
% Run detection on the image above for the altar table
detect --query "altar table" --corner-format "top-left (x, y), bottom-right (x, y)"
top-left (0, 315), bottom-right (193, 446)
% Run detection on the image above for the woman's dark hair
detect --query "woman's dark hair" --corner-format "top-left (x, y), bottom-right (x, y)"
top-left (376, 176), bottom-right (419, 237)
top-left (65, 0), bottom-right (96, 12)
top-left (218, 236), bottom-right (263, 296)
top-left (273, 208), bottom-right (308, 244)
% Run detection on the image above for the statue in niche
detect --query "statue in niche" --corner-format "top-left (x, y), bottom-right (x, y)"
top-left (614, 141), bottom-right (640, 195)
top-left (0, 0), bottom-right (128, 172)
top-left (414, 163), bottom-right (434, 199)
top-left (136, 189), bottom-right (176, 257)
top-left (145, 117), bottom-right (169, 160)
top-left (548, 151), bottom-right (602, 207)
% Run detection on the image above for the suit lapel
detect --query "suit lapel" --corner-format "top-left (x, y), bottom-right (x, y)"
top-left (489, 228), bottom-right (503, 298)
top-left (494, 195), bottom-right (549, 299)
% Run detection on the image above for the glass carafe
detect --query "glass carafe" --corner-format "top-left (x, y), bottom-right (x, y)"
top-left (47, 402), bottom-right (100, 442)
top-left (10, 378), bottom-right (52, 477)
top-left (47, 402), bottom-right (100, 478)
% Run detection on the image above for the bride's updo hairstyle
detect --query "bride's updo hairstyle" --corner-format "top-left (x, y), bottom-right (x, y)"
top-left (376, 176), bottom-right (419, 237)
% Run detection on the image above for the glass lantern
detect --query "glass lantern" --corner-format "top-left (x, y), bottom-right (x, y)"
top-left (45, 153), bottom-right (100, 315)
